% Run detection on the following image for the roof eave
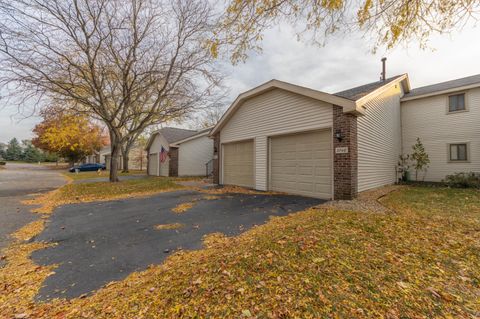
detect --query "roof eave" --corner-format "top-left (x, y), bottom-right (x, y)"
top-left (401, 83), bottom-right (480, 101)
top-left (170, 130), bottom-right (211, 147)
top-left (355, 74), bottom-right (410, 108)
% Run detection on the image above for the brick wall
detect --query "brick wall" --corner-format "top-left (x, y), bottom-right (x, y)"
top-left (333, 105), bottom-right (358, 199)
top-left (212, 133), bottom-right (220, 184)
top-left (169, 147), bottom-right (178, 177)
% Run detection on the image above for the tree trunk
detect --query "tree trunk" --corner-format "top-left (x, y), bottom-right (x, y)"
top-left (121, 147), bottom-right (130, 173)
top-left (109, 134), bottom-right (121, 182)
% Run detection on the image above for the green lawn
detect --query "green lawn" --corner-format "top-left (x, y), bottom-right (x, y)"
top-left (4, 186), bottom-right (480, 318)
top-left (64, 170), bottom-right (146, 181)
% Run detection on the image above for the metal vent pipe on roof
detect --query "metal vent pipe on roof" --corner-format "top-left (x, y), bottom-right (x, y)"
top-left (381, 57), bottom-right (387, 81)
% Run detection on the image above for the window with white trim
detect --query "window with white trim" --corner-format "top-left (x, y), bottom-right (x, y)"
top-left (449, 143), bottom-right (468, 161)
top-left (448, 93), bottom-right (466, 112)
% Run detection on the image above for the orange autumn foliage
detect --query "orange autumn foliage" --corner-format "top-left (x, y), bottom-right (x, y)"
top-left (32, 110), bottom-right (106, 163)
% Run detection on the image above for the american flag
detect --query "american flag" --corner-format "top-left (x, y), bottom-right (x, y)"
top-left (160, 146), bottom-right (169, 163)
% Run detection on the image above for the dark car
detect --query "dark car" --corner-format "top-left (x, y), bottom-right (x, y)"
top-left (69, 163), bottom-right (106, 172)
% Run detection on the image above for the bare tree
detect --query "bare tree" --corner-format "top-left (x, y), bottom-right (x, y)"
top-left (190, 103), bottom-right (225, 129)
top-left (0, 0), bottom-right (221, 182)
top-left (121, 131), bottom-right (143, 173)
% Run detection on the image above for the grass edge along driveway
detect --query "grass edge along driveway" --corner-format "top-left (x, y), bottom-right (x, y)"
top-left (63, 170), bottom-right (146, 181)
top-left (24, 176), bottom-right (185, 214)
top-left (1, 186), bottom-right (479, 318)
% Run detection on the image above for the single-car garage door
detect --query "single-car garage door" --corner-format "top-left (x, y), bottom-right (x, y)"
top-left (223, 140), bottom-right (254, 188)
top-left (270, 130), bottom-right (332, 199)
top-left (148, 153), bottom-right (158, 176)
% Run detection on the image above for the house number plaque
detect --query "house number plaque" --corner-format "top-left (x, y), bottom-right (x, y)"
top-left (335, 147), bottom-right (349, 154)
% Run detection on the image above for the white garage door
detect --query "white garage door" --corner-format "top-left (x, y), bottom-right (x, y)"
top-left (270, 130), bottom-right (332, 199)
top-left (148, 153), bottom-right (158, 176)
top-left (223, 140), bottom-right (254, 188)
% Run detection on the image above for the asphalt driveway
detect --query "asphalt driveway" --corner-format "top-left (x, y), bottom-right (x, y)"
top-left (33, 189), bottom-right (324, 300)
top-left (0, 163), bottom-right (66, 252)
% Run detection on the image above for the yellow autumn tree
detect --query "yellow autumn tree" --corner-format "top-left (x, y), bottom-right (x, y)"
top-left (215, 0), bottom-right (480, 62)
top-left (32, 110), bottom-right (106, 165)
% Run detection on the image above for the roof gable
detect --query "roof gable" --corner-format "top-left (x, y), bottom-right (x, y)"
top-left (170, 127), bottom-right (213, 146)
top-left (210, 79), bottom-right (357, 136)
top-left (334, 75), bottom-right (407, 101)
top-left (146, 127), bottom-right (198, 150)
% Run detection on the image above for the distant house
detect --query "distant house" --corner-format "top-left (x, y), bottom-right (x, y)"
top-left (86, 144), bottom-right (147, 171)
top-left (145, 127), bottom-right (214, 177)
top-left (209, 70), bottom-right (480, 200)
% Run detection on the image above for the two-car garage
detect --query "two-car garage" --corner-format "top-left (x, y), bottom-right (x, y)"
top-left (211, 82), bottom-right (349, 200)
top-left (221, 129), bottom-right (332, 199)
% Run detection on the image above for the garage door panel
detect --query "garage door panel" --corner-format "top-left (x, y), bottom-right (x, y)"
top-left (271, 152), bottom-right (296, 160)
top-left (297, 151), bottom-right (314, 160)
top-left (148, 154), bottom-right (158, 176)
top-left (223, 140), bottom-right (254, 188)
top-left (297, 159), bottom-right (315, 167)
top-left (271, 167), bottom-right (296, 175)
top-left (315, 184), bottom-right (331, 194)
top-left (270, 130), bottom-right (331, 199)
top-left (272, 159), bottom-right (297, 167)
top-left (298, 167), bottom-right (314, 175)
top-left (313, 150), bottom-right (331, 157)
top-left (297, 183), bottom-right (315, 192)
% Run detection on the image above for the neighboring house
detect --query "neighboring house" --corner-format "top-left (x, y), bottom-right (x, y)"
top-left (86, 144), bottom-right (147, 171)
top-left (173, 128), bottom-right (214, 177)
top-left (210, 71), bottom-right (480, 200)
top-left (146, 127), bottom-right (214, 177)
top-left (401, 74), bottom-right (480, 181)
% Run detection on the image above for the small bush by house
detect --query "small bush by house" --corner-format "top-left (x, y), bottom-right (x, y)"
top-left (443, 172), bottom-right (480, 188)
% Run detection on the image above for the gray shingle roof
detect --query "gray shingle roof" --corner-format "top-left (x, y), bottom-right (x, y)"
top-left (158, 127), bottom-right (198, 143)
top-left (334, 74), bottom-right (405, 101)
top-left (404, 74), bottom-right (480, 98)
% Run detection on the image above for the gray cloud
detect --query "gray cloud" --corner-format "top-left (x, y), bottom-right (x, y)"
top-left (1, 22), bottom-right (479, 142)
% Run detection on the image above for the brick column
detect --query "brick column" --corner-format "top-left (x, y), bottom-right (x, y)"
top-left (333, 105), bottom-right (358, 200)
top-left (168, 147), bottom-right (178, 177)
top-left (212, 132), bottom-right (220, 184)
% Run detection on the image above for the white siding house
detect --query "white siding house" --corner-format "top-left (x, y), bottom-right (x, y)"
top-left (401, 86), bottom-right (480, 181)
top-left (145, 127), bottom-right (214, 177)
top-left (175, 132), bottom-right (214, 176)
top-left (147, 132), bottom-right (171, 176)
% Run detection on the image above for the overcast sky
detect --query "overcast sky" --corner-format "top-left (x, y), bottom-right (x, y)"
top-left (1, 21), bottom-right (479, 143)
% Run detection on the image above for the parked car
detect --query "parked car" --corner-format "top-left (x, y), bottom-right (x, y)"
top-left (69, 163), bottom-right (106, 172)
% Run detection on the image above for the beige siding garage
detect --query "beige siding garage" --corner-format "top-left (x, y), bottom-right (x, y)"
top-left (220, 89), bottom-right (333, 190)
top-left (270, 130), bottom-right (332, 199)
top-left (357, 85), bottom-right (403, 192)
top-left (223, 140), bottom-right (254, 188)
top-left (148, 153), bottom-right (158, 176)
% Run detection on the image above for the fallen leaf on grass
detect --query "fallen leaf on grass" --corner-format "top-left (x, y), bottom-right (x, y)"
top-left (396, 281), bottom-right (409, 289)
